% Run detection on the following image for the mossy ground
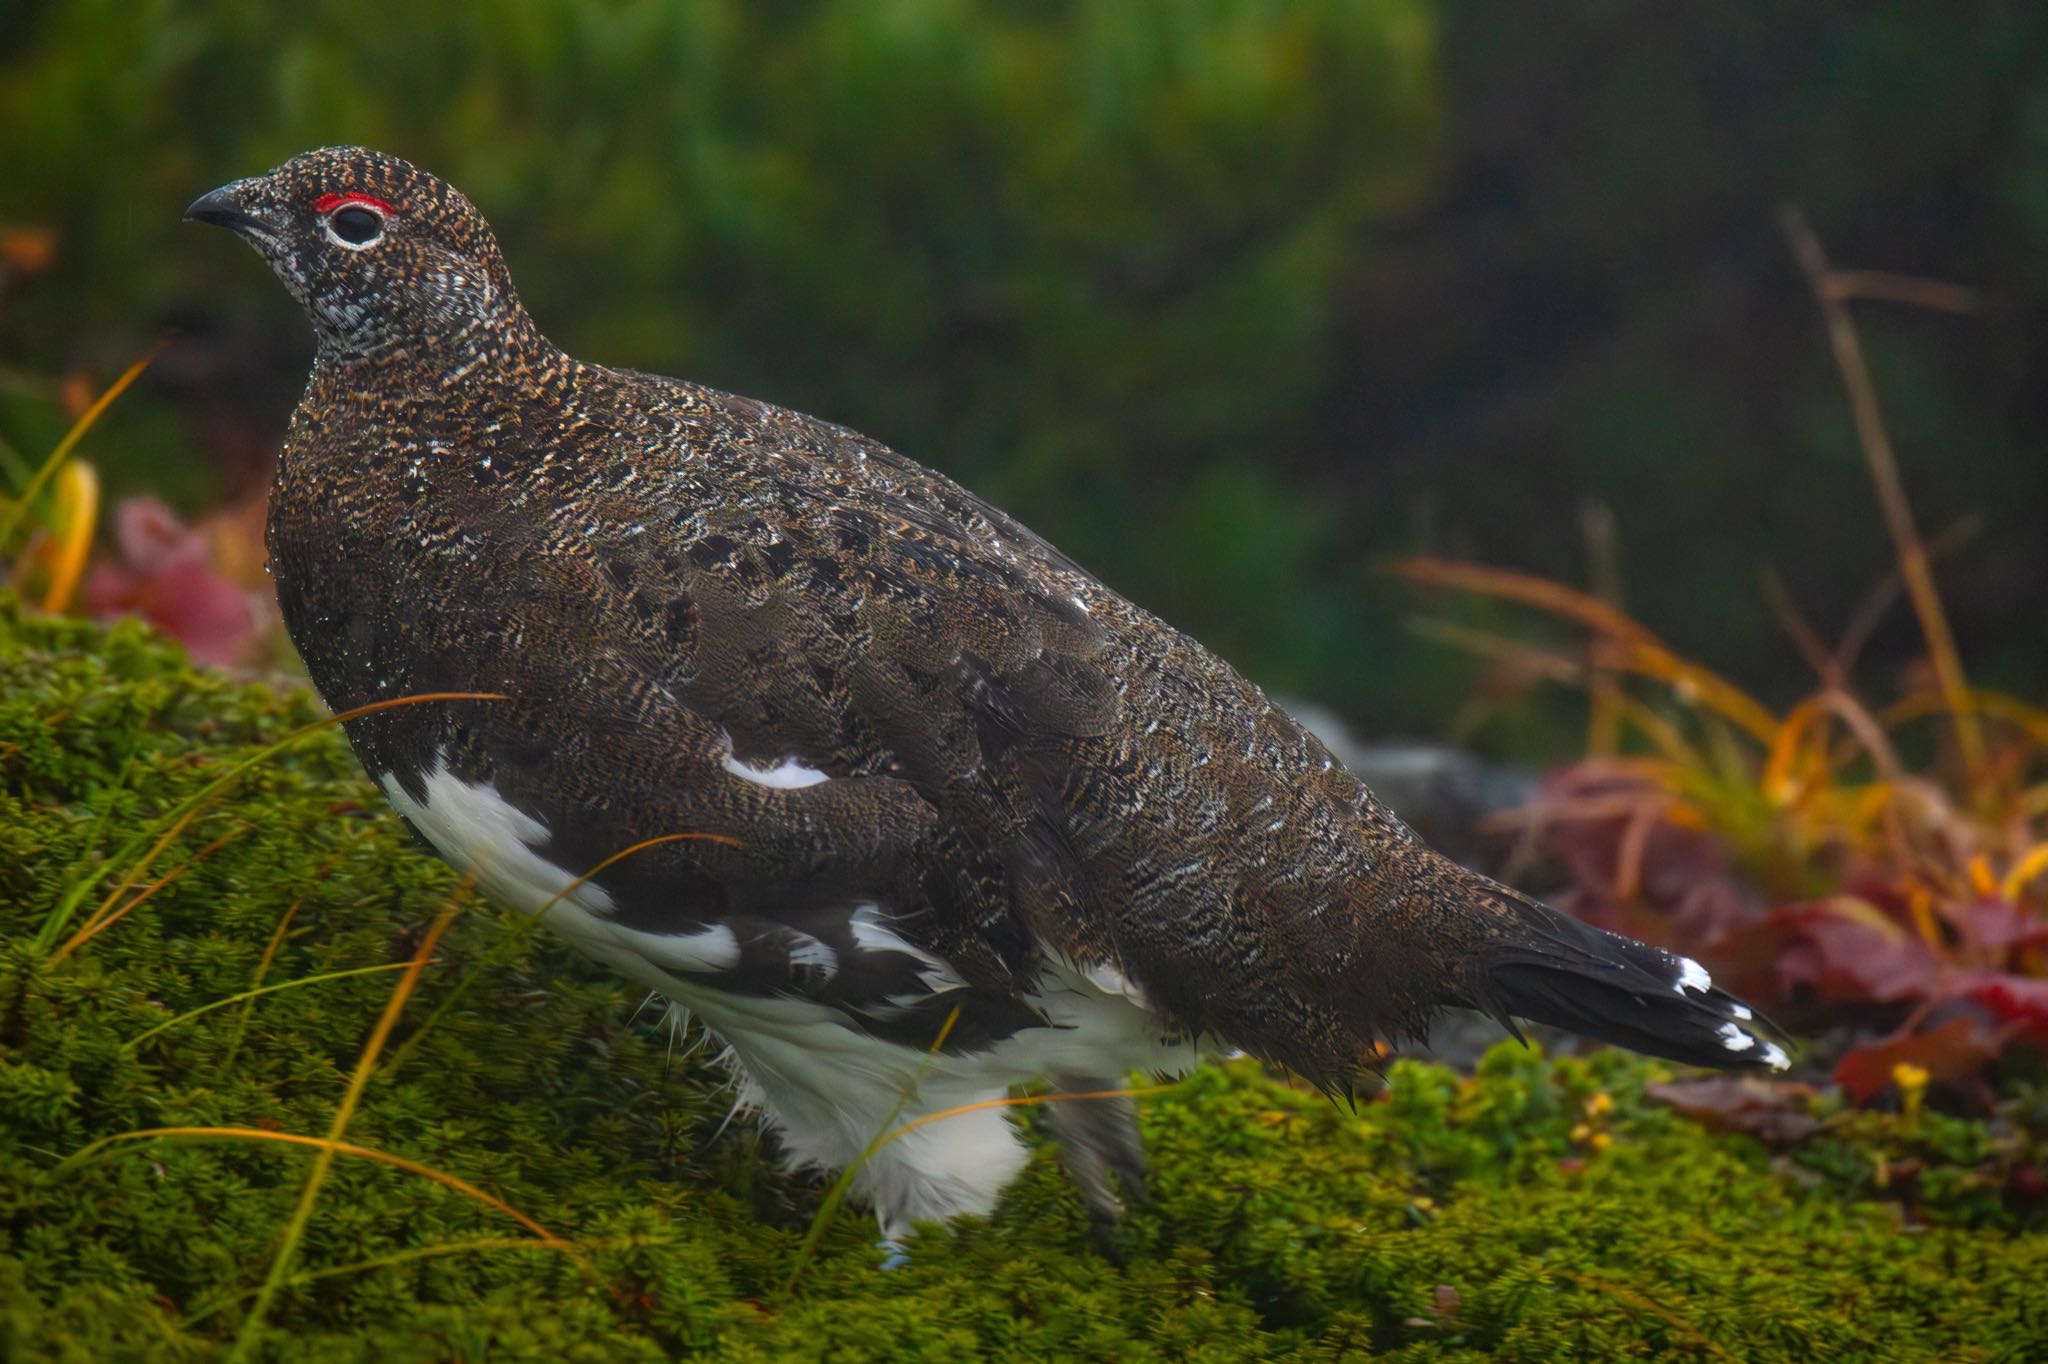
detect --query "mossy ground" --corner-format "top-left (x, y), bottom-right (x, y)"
top-left (2, 601), bottom-right (2044, 1362)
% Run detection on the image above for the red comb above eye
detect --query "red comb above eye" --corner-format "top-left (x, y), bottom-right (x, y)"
top-left (313, 191), bottom-right (395, 215)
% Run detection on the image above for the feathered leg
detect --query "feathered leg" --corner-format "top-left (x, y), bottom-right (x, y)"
top-left (1045, 1073), bottom-right (1148, 1229)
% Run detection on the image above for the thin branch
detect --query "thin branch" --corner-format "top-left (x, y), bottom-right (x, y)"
top-left (1759, 567), bottom-right (1840, 688)
top-left (1779, 206), bottom-right (1984, 789)
top-left (1822, 269), bottom-right (1991, 316)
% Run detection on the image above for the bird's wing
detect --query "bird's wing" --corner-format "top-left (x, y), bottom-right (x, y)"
top-left (650, 409), bottom-right (1130, 981)
top-left (383, 379), bottom-right (1144, 1051)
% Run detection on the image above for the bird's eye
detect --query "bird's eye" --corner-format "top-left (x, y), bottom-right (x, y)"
top-left (329, 205), bottom-right (384, 246)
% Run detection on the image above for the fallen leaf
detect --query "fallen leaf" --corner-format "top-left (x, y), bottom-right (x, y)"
top-left (1771, 899), bottom-right (1946, 1005)
top-left (1646, 1075), bottom-right (1824, 1144)
top-left (1959, 973), bottom-right (2048, 1043)
top-left (1832, 1016), bottom-right (2004, 1103)
top-left (1947, 900), bottom-right (2048, 956)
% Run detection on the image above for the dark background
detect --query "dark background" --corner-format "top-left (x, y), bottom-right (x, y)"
top-left (3, 0), bottom-right (2041, 759)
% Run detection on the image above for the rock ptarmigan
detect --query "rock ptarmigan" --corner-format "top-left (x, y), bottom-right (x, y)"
top-left (187, 148), bottom-right (1787, 1238)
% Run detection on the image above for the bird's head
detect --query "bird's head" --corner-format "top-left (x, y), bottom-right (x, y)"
top-left (186, 146), bottom-right (519, 358)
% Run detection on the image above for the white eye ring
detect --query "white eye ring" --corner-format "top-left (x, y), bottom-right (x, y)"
top-left (322, 203), bottom-right (387, 252)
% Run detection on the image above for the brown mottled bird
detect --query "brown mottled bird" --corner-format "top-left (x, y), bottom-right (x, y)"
top-left (187, 148), bottom-right (1787, 1238)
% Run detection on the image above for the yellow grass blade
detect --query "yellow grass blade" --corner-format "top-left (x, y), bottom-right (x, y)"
top-left (1823, 269), bottom-right (1989, 315)
top-left (1609, 695), bottom-right (1708, 772)
top-left (229, 892), bottom-right (470, 1359)
top-left (875, 1082), bottom-right (1182, 1151)
top-left (1761, 697), bottom-right (1827, 804)
top-left (43, 801), bottom-right (204, 955)
top-left (182, 1235), bottom-right (620, 1327)
top-left (124, 961), bottom-right (417, 1050)
top-left (52, 821), bottom-right (251, 960)
top-left (1818, 894), bottom-right (1911, 943)
top-left (778, 1002), bottom-right (964, 1301)
top-left (1906, 885), bottom-right (1945, 951)
top-left (51, 1125), bottom-right (562, 1242)
top-left (224, 902), bottom-right (307, 1073)
top-left (1395, 558), bottom-right (1778, 741)
top-left (1394, 557), bottom-right (1660, 643)
top-left (1405, 618), bottom-right (1587, 687)
top-left (1819, 691), bottom-right (1909, 781)
top-left (1769, 690), bottom-right (1908, 795)
top-left (2001, 844), bottom-right (2048, 902)
top-left (222, 824), bottom-right (388, 1072)
top-left (1608, 640), bottom-right (1778, 743)
top-left (1880, 688), bottom-right (2048, 748)
top-left (38, 458), bottom-right (98, 612)
top-left (532, 830), bottom-right (744, 926)
top-left (0, 340), bottom-right (163, 555)
top-left (37, 690), bottom-right (505, 956)
top-left (378, 828), bottom-right (742, 1080)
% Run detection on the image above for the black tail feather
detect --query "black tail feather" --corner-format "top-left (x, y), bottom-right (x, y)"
top-left (1465, 886), bottom-right (1790, 1072)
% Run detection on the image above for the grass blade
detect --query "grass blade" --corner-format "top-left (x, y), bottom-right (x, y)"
top-left (1394, 557), bottom-right (1778, 741)
top-left (36, 690), bottom-right (505, 956)
top-left (53, 820), bottom-right (252, 960)
top-left (0, 340), bottom-right (162, 555)
top-left (37, 458), bottom-right (98, 611)
top-left (228, 892), bottom-right (466, 1358)
top-left (51, 1124), bottom-right (561, 1242)
top-left (182, 1235), bottom-right (622, 1327)
top-left (123, 961), bottom-right (417, 1050)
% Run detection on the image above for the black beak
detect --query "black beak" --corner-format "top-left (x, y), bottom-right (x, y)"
top-left (183, 183), bottom-right (270, 236)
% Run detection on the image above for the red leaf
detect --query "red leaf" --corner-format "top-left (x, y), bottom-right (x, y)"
top-left (1832, 1016), bottom-right (2003, 1102)
top-left (1770, 898), bottom-right (1945, 1005)
top-left (1948, 899), bottom-right (2048, 956)
top-left (1959, 973), bottom-right (2048, 1043)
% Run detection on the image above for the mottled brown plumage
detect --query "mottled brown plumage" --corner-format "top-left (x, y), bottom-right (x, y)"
top-left (189, 148), bottom-right (1785, 1234)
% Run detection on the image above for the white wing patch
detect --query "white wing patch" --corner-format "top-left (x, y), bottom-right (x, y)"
top-left (1673, 956), bottom-right (1713, 996)
top-left (1716, 1019), bottom-right (1791, 1072)
top-left (380, 760), bottom-right (610, 924)
top-left (1077, 959), bottom-right (1151, 1010)
top-left (722, 753), bottom-right (831, 789)
top-left (850, 903), bottom-right (965, 993)
top-left (645, 925), bottom-right (744, 972)
top-left (787, 932), bottom-right (840, 979)
top-left (1716, 1021), bottom-right (1756, 1052)
top-left (379, 754), bottom-right (740, 975)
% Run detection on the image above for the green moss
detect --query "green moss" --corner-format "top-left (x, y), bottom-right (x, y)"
top-left (2, 600), bottom-right (2044, 1361)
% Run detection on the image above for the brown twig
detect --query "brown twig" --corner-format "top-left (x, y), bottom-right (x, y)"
top-left (1759, 567), bottom-right (1841, 689)
top-left (1822, 269), bottom-right (1990, 315)
top-left (1779, 207), bottom-right (1984, 791)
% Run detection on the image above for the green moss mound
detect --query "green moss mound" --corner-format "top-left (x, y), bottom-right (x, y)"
top-left (2, 601), bottom-right (2044, 1361)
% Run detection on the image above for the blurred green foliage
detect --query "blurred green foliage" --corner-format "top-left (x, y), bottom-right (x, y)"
top-left (2, 1), bottom-right (2044, 752)
top-left (5, 603), bottom-right (2045, 1360)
